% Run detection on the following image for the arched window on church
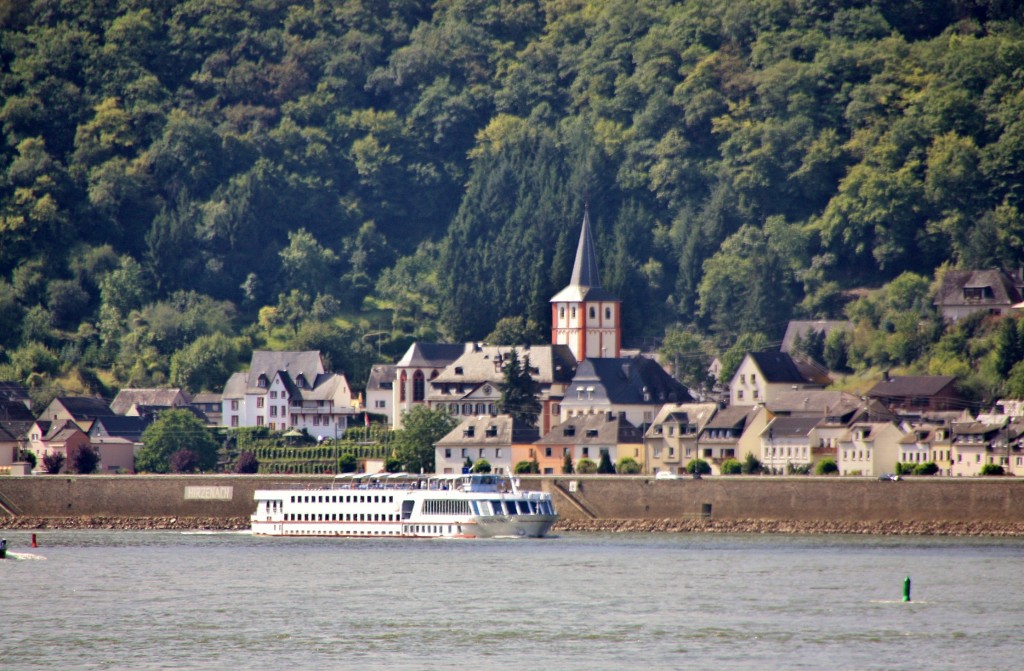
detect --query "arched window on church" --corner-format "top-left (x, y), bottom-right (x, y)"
top-left (399, 371), bottom-right (407, 402)
top-left (559, 306), bottom-right (565, 319)
top-left (413, 370), bottom-right (425, 402)
top-left (605, 307), bottom-right (612, 320)
top-left (571, 307), bottom-right (576, 319)
top-left (589, 306), bottom-right (595, 319)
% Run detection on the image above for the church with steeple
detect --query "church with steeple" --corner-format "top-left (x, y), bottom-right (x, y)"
top-left (550, 208), bottom-right (622, 361)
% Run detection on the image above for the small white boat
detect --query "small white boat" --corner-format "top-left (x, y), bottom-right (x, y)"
top-left (251, 473), bottom-right (558, 539)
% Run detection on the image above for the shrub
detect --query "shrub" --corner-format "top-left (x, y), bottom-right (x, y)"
top-left (720, 458), bottom-right (741, 475)
top-left (686, 458), bottom-right (711, 475)
top-left (235, 450), bottom-right (260, 474)
top-left (561, 451), bottom-right (574, 474)
top-left (19, 450), bottom-right (36, 469)
top-left (597, 451), bottom-right (615, 474)
top-left (980, 463), bottom-right (1005, 476)
top-left (913, 461), bottom-right (939, 476)
top-left (169, 449), bottom-right (199, 473)
top-left (514, 460), bottom-right (534, 474)
top-left (42, 451), bottom-right (65, 474)
top-left (894, 462), bottom-right (913, 476)
top-left (471, 458), bottom-right (491, 473)
top-left (617, 456), bottom-right (642, 474)
top-left (336, 452), bottom-right (357, 473)
top-left (787, 463), bottom-right (811, 475)
top-left (576, 458), bottom-right (598, 474)
top-left (741, 453), bottom-right (762, 474)
top-left (815, 458), bottom-right (838, 475)
top-left (73, 445), bottom-right (100, 474)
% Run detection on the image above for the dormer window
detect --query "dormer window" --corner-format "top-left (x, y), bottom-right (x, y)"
top-left (296, 374), bottom-right (306, 389)
top-left (485, 426), bottom-right (498, 437)
top-left (257, 374), bottom-right (268, 388)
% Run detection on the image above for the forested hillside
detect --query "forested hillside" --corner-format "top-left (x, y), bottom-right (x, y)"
top-left (2, 0), bottom-right (1024, 407)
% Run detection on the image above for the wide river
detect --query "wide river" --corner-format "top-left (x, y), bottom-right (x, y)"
top-left (2, 529), bottom-right (1021, 670)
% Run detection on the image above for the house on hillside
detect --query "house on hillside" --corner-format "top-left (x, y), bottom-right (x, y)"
top-left (40, 397), bottom-right (115, 433)
top-left (933, 268), bottom-right (1024, 322)
top-left (434, 415), bottom-right (540, 475)
top-left (729, 352), bottom-right (831, 407)
top-left (0, 381), bottom-right (31, 410)
top-left (110, 388), bottom-right (191, 415)
top-left (189, 391), bottom-right (222, 426)
top-left (365, 364), bottom-right (396, 423)
top-left (899, 424), bottom-right (953, 475)
top-left (87, 415), bottom-right (147, 473)
top-left (222, 350), bottom-right (356, 439)
top-left (867, 375), bottom-right (963, 414)
top-left (780, 320), bottom-right (852, 358)
top-left (760, 415), bottom-right (823, 474)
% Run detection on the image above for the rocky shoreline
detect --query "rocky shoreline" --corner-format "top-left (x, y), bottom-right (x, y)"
top-left (2, 516), bottom-right (1024, 536)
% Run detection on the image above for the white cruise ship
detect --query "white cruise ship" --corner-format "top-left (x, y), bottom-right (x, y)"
top-left (251, 473), bottom-right (558, 538)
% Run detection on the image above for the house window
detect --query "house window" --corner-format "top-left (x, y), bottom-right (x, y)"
top-left (571, 307), bottom-right (576, 319)
top-left (737, 390), bottom-right (744, 400)
top-left (257, 397), bottom-right (265, 408)
top-left (256, 416), bottom-right (264, 426)
top-left (270, 406), bottom-right (277, 417)
top-left (231, 416), bottom-right (239, 427)
top-left (545, 447), bottom-right (552, 457)
top-left (559, 307), bottom-right (565, 319)
top-left (376, 400), bottom-right (386, 409)
top-left (496, 449), bottom-right (502, 458)
top-left (270, 391), bottom-right (277, 399)
top-left (400, 371), bottom-right (407, 402)
top-left (231, 400), bottom-right (239, 411)
top-left (444, 449), bottom-right (451, 458)
top-left (582, 447), bottom-right (589, 457)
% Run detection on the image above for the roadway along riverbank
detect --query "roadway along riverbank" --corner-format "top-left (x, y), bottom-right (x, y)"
top-left (3, 516), bottom-right (1024, 536)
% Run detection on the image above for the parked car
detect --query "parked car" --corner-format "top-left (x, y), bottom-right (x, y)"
top-left (655, 470), bottom-right (679, 480)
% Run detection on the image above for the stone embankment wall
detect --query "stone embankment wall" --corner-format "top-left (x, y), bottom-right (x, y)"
top-left (1, 474), bottom-right (1023, 525)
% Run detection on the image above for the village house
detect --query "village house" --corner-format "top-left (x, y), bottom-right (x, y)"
top-left (535, 412), bottom-right (644, 473)
top-left (559, 355), bottom-right (691, 428)
top-left (645, 402), bottom-right (718, 476)
top-left (189, 391), bottom-right (223, 426)
top-left (110, 388), bottom-right (191, 415)
top-left (899, 424), bottom-right (954, 476)
top-left (729, 351), bottom-right (831, 407)
top-left (949, 420), bottom-right (1024, 476)
top-left (836, 422), bottom-right (906, 476)
top-left (434, 415), bottom-right (539, 475)
top-left (933, 268), bottom-right (1024, 322)
top-left (779, 320), bottom-right (852, 356)
top-left (39, 396), bottom-right (115, 433)
top-left (26, 420), bottom-right (91, 473)
top-left (222, 350), bottom-right (356, 440)
top-left (760, 415), bottom-right (822, 474)
top-left (86, 415), bottom-right (146, 473)
top-left (427, 344), bottom-right (576, 435)
top-left (697, 405), bottom-right (765, 471)
top-left (0, 397), bottom-right (35, 468)
top-left (867, 375), bottom-right (964, 415)
top-left (365, 364), bottom-right (396, 424)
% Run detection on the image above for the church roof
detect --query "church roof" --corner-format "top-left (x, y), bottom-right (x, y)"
top-left (550, 209), bottom-right (620, 303)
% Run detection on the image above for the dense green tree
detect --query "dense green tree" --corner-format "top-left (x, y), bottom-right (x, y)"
top-left (496, 349), bottom-right (541, 426)
top-left (393, 405), bottom-right (457, 474)
top-left (170, 332), bottom-right (248, 392)
top-left (137, 409), bottom-right (220, 473)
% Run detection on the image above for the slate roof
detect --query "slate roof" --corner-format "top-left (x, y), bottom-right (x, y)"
top-left (89, 415), bottom-right (151, 441)
top-left (748, 352), bottom-right (830, 385)
top-left (436, 415), bottom-right (540, 446)
top-left (764, 415), bottom-right (821, 439)
top-left (367, 364), bottom-right (396, 391)
top-left (934, 269), bottom-right (1023, 308)
top-left (52, 397), bottom-right (115, 419)
top-left (646, 402), bottom-right (718, 438)
top-left (780, 320), bottom-right (852, 353)
top-left (0, 381), bottom-right (30, 405)
top-left (567, 356), bottom-right (692, 405)
top-left (703, 405), bottom-right (754, 431)
top-left (433, 345), bottom-right (576, 385)
top-left (190, 391), bottom-right (222, 405)
top-left (867, 375), bottom-right (957, 398)
top-left (0, 398), bottom-right (36, 437)
top-left (536, 413), bottom-right (643, 446)
top-left (110, 388), bottom-right (190, 414)
top-left (396, 343), bottom-right (469, 368)
top-left (550, 210), bottom-right (620, 303)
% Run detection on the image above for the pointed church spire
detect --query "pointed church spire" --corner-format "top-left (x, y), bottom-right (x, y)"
top-left (569, 206), bottom-right (602, 289)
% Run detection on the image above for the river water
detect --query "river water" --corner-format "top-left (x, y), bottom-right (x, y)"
top-left (1, 530), bottom-right (1021, 670)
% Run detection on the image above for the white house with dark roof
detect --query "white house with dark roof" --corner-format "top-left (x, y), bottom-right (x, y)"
top-left (366, 364), bottom-right (396, 423)
top-left (729, 351), bottom-right (831, 407)
top-left (427, 344), bottom-right (576, 435)
top-left (559, 355), bottom-right (692, 428)
top-left (836, 422), bottom-right (906, 476)
top-left (222, 350), bottom-right (355, 439)
top-left (933, 268), bottom-right (1024, 322)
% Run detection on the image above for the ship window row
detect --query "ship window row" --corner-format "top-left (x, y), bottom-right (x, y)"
top-left (469, 500), bottom-right (553, 515)
top-left (290, 494), bottom-right (394, 504)
top-left (423, 499), bottom-right (472, 515)
top-left (287, 513), bottom-right (398, 521)
top-left (286, 529), bottom-right (400, 536)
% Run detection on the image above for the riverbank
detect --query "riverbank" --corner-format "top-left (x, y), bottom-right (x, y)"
top-left (3, 515), bottom-right (1024, 536)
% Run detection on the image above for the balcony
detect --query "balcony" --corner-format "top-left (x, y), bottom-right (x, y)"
top-left (289, 402), bottom-right (336, 414)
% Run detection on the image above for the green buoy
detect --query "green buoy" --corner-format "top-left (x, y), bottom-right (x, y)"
top-left (903, 576), bottom-right (911, 602)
